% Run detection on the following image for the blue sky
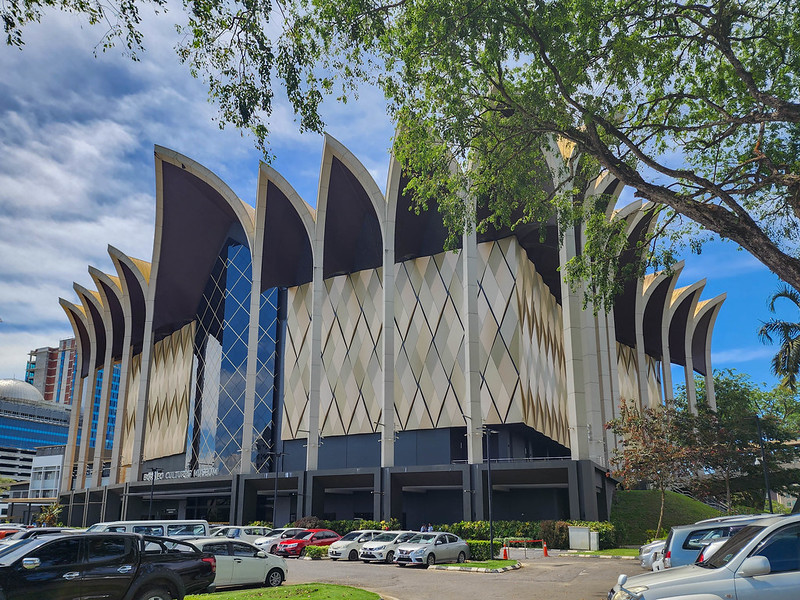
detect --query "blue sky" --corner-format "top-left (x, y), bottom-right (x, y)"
top-left (0, 7), bottom-right (791, 391)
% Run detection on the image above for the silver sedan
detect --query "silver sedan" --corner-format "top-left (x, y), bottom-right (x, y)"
top-left (394, 532), bottom-right (469, 567)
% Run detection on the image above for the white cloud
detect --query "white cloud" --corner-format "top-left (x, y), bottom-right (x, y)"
top-left (711, 346), bottom-right (776, 365)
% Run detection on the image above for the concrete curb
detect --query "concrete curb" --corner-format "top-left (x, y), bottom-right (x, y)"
top-left (430, 561), bottom-right (522, 573)
top-left (559, 552), bottom-right (636, 560)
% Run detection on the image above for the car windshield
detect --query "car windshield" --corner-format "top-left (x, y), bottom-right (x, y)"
top-left (340, 532), bottom-right (362, 541)
top-left (296, 531), bottom-right (315, 540)
top-left (701, 525), bottom-right (765, 569)
top-left (85, 524), bottom-right (106, 532)
top-left (372, 533), bottom-right (398, 543)
top-left (0, 538), bottom-right (40, 564)
top-left (408, 534), bottom-right (436, 543)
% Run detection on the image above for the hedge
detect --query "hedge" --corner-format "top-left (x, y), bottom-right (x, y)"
top-left (466, 540), bottom-right (499, 560)
top-left (304, 545), bottom-right (328, 559)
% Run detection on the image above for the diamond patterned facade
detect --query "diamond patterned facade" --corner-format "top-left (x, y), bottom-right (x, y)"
top-left (57, 139), bottom-right (724, 528)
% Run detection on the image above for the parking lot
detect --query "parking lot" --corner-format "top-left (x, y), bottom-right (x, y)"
top-left (286, 552), bottom-right (641, 600)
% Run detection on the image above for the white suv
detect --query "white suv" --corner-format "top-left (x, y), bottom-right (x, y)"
top-left (610, 514), bottom-right (800, 600)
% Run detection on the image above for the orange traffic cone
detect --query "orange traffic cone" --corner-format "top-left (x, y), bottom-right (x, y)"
top-left (543, 541), bottom-right (548, 557)
top-left (502, 545), bottom-right (508, 560)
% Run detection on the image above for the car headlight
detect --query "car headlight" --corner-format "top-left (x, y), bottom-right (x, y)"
top-left (372, 544), bottom-right (385, 551)
top-left (612, 586), bottom-right (648, 600)
top-left (285, 543), bottom-right (298, 548)
top-left (411, 548), bottom-right (426, 556)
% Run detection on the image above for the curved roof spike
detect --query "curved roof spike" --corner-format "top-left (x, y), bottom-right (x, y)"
top-left (155, 145), bottom-right (255, 235)
top-left (321, 133), bottom-right (386, 224)
top-left (316, 133), bottom-right (385, 278)
top-left (107, 245), bottom-right (149, 355)
top-left (259, 162), bottom-right (316, 225)
top-left (642, 260), bottom-right (685, 296)
top-left (586, 170), bottom-right (624, 217)
top-left (255, 162), bottom-right (316, 289)
top-left (73, 282), bottom-right (108, 369)
top-left (691, 292), bottom-right (726, 377)
top-left (670, 279), bottom-right (707, 310)
top-left (88, 266), bottom-right (126, 360)
top-left (612, 200), bottom-right (643, 222)
top-left (60, 297), bottom-right (91, 378)
top-left (107, 245), bottom-right (150, 290)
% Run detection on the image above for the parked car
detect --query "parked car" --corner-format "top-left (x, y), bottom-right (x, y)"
top-left (359, 530), bottom-right (417, 563)
top-left (253, 528), bottom-right (307, 553)
top-left (209, 526), bottom-right (272, 544)
top-left (609, 513), bottom-right (800, 600)
top-left (0, 532), bottom-right (216, 600)
top-left (86, 519), bottom-right (210, 538)
top-left (0, 527), bottom-right (78, 548)
top-left (659, 515), bottom-right (772, 569)
top-left (190, 537), bottom-right (287, 588)
top-left (328, 529), bottom-right (383, 561)
top-left (275, 529), bottom-right (341, 558)
top-left (394, 532), bottom-right (469, 567)
top-left (638, 539), bottom-right (666, 570)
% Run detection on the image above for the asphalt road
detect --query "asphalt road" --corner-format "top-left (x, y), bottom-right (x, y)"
top-left (285, 552), bottom-right (642, 600)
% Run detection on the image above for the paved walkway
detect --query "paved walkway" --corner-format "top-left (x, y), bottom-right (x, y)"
top-left (288, 553), bottom-right (643, 600)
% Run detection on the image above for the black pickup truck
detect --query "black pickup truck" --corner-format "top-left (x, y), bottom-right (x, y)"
top-left (0, 532), bottom-right (216, 600)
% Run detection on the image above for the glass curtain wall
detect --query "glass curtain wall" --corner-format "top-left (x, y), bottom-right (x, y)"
top-left (191, 238), bottom-right (253, 475)
top-left (253, 288), bottom-right (279, 472)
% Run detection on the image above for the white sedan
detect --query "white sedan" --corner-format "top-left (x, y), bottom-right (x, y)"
top-left (328, 529), bottom-right (384, 561)
top-left (191, 537), bottom-right (288, 588)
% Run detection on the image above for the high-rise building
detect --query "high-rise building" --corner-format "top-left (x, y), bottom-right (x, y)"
top-left (25, 338), bottom-right (77, 405)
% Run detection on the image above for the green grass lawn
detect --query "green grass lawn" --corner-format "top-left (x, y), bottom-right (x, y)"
top-left (565, 548), bottom-right (638, 557)
top-left (186, 584), bottom-right (380, 600)
top-left (451, 559), bottom-right (518, 568)
top-left (610, 490), bottom-right (720, 545)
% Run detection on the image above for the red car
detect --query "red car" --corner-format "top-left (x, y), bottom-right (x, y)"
top-left (275, 529), bottom-right (341, 557)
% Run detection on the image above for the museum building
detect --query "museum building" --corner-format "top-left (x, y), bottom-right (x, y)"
top-left (57, 136), bottom-right (724, 527)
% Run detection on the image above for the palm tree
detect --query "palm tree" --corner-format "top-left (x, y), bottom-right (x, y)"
top-left (759, 286), bottom-right (800, 389)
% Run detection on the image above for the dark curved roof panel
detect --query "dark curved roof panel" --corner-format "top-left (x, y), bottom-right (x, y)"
top-left (394, 173), bottom-right (457, 261)
top-left (322, 156), bottom-right (383, 279)
top-left (642, 276), bottom-right (672, 360)
top-left (691, 308), bottom-right (715, 376)
top-left (614, 213), bottom-right (654, 347)
top-left (261, 180), bottom-right (313, 289)
top-left (117, 260), bottom-right (147, 355)
top-left (97, 279), bottom-right (125, 360)
top-left (668, 291), bottom-right (700, 366)
top-left (153, 161), bottom-right (250, 339)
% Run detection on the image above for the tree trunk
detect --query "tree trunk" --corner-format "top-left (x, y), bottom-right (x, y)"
top-left (656, 488), bottom-right (666, 537)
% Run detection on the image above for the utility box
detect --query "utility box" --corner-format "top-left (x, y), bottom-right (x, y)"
top-left (568, 526), bottom-right (599, 551)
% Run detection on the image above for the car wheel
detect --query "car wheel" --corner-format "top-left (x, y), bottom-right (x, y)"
top-left (385, 550), bottom-right (394, 563)
top-left (299, 547), bottom-right (307, 557)
top-left (135, 586), bottom-right (171, 600)
top-left (269, 544), bottom-right (278, 554)
top-left (265, 568), bottom-right (284, 587)
top-left (348, 549), bottom-right (358, 561)
top-left (426, 553), bottom-right (436, 567)
top-left (457, 551), bottom-right (466, 563)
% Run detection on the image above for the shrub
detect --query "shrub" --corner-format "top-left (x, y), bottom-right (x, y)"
top-left (304, 545), bottom-right (327, 559)
top-left (291, 516), bottom-right (322, 529)
top-left (466, 540), bottom-right (499, 560)
top-left (540, 520), bottom-right (570, 549)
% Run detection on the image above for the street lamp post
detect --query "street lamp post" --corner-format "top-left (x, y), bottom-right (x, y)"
top-left (148, 467), bottom-right (162, 519)
top-left (266, 451), bottom-right (287, 527)
top-left (484, 428), bottom-right (498, 558)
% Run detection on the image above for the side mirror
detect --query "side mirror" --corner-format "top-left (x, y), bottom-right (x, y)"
top-left (738, 556), bottom-right (770, 577)
top-left (617, 574), bottom-right (628, 587)
top-left (22, 558), bottom-right (40, 570)
top-left (257, 551), bottom-right (267, 558)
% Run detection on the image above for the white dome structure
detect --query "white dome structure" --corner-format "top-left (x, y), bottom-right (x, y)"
top-left (0, 378), bottom-right (45, 404)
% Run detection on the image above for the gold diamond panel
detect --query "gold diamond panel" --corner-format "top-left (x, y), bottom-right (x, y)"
top-left (645, 355), bottom-right (662, 407)
top-left (143, 322), bottom-right (194, 459)
top-left (478, 238), bottom-right (568, 447)
top-left (394, 252), bottom-right (465, 430)
top-left (320, 268), bottom-right (384, 436)
top-left (120, 352), bottom-right (141, 470)
top-left (616, 342), bottom-right (639, 405)
top-left (283, 283), bottom-right (312, 439)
